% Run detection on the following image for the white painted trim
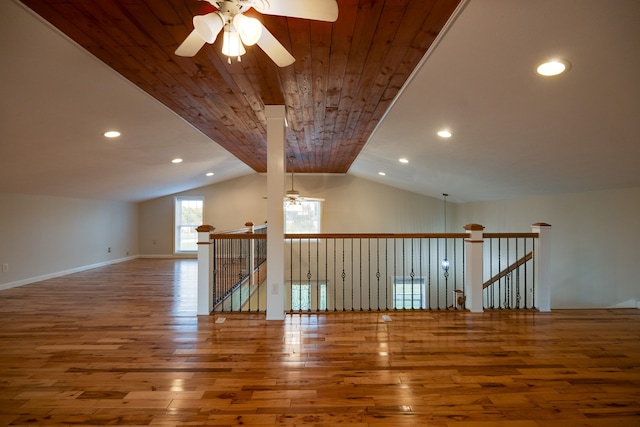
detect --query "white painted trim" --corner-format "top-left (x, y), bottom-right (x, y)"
top-left (606, 299), bottom-right (639, 309)
top-left (138, 254), bottom-right (197, 259)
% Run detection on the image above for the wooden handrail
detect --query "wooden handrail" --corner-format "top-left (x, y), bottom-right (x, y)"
top-left (211, 234), bottom-right (267, 240)
top-left (484, 232), bottom-right (539, 238)
top-left (483, 251), bottom-right (533, 289)
top-left (209, 232), bottom-right (538, 240)
top-left (285, 233), bottom-right (469, 239)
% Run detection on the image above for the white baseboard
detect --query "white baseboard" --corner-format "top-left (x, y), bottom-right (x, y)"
top-left (0, 256), bottom-right (137, 291)
top-left (606, 299), bottom-right (639, 309)
top-left (138, 254), bottom-right (197, 259)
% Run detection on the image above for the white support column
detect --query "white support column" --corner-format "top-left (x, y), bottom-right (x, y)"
top-left (196, 225), bottom-right (215, 316)
top-left (532, 222), bottom-right (552, 312)
top-left (265, 105), bottom-right (286, 320)
top-left (464, 223), bottom-right (485, 313)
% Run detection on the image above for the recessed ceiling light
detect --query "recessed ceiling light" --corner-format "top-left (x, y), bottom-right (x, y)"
top-left (171, 158), bottom-right (183, 164)
top-left (378, 172), bottom-right (386, 176)
top-left (437, 130), bottom-right (452, 138)
top-left (103, 131), bottom-right (120, 138)
top-left (536, 59), bottom-right (570, 76)
top-left (399, 158), bottom-right (409, 164)
top-left (206, 172), bottom-right (214, 177)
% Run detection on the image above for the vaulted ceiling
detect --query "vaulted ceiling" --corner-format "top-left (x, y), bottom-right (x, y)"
top-left (17, 0), bottom-right (461, 174)
top-left (2, 0), bottom-right (639, 203)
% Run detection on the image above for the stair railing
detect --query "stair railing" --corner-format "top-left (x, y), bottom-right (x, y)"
top-left (196, 222), bottom-right (552, 314)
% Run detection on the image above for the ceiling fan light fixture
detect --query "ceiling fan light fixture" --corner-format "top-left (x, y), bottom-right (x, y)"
top-left (222, 28), bottom-right (246, 59)
top-left (193, 12), bottom-right (224, 43)
top-left (233, 14), bottom-right (262, 46)
top-left (176, 0), bottom-right (338, 66)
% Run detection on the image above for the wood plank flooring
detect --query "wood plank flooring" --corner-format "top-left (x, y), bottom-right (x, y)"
top-left (1, 259), bottom-right (639, 426)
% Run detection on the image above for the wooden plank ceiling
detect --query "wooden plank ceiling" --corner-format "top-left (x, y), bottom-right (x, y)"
top-left (19, 0), bottom-right (461, 173)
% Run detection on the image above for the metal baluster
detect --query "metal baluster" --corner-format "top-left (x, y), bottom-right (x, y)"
top-left (324, 238), bottom-right (328, 311)
top-left (515, 238), bottom-right (521, 309)
top-left (288, 236), bottom-right (293, 312)
top-left (504, 239), bottom-right (510, 309)
top-left (212, 239), bottom-right (218, 308)
top-left (462, 238), bottom-right (466, 310)
top-left (427, 238), bottom-right (432, 310)
top-left (333, 239), bottom-right (344, 311)
top-left (376, 238), bottom-right (381, 310)
top-left (384, 239), bottom-right (389, 310)
top-left (307, 238), bottom-right (312, 312)
top-left (392, 239), bottom-right (397, 310)
top-left (532, 237), bottom-right (536, 309)
top-left (341, 239), bottom-right (346, 311)
top-left (497, 238), bottom-right (502, 309)
top-left (367, 238), bottom-right (372, 311)
top-left (436, 239), bottom-right (440, 310)
top-left (444, 238), bottom-right (449, 310)
top-left (419, 238), bottom-right (423, 310)
top-left (359, 238), bottom-right (363, 311)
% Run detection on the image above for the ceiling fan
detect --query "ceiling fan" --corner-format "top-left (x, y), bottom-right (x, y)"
top-left (285, 156), bottom-right (324, 205)
top-left (175, 0), bottom-right (339, 67)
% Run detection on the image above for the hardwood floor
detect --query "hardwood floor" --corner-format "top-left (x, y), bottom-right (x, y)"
top-left (1, 259), bottom-right (639, 426)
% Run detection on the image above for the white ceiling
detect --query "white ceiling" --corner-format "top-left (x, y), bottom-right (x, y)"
top-left (1, 0), bottom-right (639, 203)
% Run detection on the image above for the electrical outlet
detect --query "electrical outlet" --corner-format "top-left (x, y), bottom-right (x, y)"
top-left (2, 264), bottom-right (8, 272)
top-left (108, 247), bottom-right (111, 253)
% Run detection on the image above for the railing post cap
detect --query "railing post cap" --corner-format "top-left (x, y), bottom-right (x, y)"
top-left (464, 223), bottom-right (485, 231)
top-left (196, 225), bottom-right (215, 232)
top-left (245, 222), bottom-right (254, 226)
top-left (532, 222), bottom-right (552, 227)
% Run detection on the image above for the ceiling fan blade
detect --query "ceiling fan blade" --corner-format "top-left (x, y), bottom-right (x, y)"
top-left (253, 0), bottom-right (339, 22)
top-left (175, 30), bottom-right (207, 57)
top-left (256, 24), bottom-right (295, 67)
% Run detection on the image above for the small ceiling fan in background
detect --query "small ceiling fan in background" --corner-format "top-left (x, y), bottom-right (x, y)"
top-left (261, 156), bottom-right (324, 204)
top-left (285, 155), bottom-right (301, 204)
top-left (175, 0), bottom-right (339, 66)
top-left (285, 155), bottom-right (324, 205)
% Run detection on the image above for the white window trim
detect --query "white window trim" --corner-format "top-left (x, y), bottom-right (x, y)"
top-left (174, 196), bottom-right (204, 254)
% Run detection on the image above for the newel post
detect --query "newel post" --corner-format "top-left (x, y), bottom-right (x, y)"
top-left (532, 223), bottom-right (552, 312)
top-left (196, 225), bottom-right (215, 316)
top-left (464, 223), bottom-right (485, 313)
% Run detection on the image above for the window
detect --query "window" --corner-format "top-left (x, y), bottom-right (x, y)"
top-left (393, 277), bottom-right (425, 309)
top-left (175, 197), bottom-right (203, 252)
top-left (291, 283), bottom-right (327, 311)
top-left (284, 200), bottom-right (321, 234)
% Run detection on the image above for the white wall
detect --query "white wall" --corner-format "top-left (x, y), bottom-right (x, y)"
top-left (0, 193), bottom-right (138, 289)
top-left (137, 173), bottom-right (448, 246)
top-left (456, 187), bottom-right (640, 309)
